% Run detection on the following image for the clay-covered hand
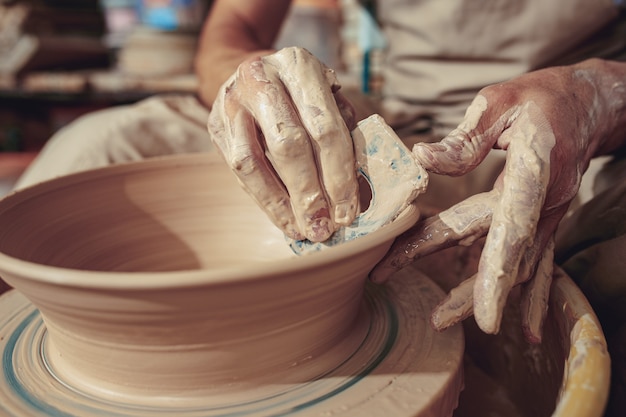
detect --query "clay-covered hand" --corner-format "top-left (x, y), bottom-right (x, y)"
top-left (208, 46), bottom-right (359, 242)
top-left (371, 59), bottom-right (626, 342)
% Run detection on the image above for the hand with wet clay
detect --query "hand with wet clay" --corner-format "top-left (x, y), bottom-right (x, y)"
top-left (208, 47), bottom-right (359, 242)
top-left (371, 58), bottom-right (626, 342)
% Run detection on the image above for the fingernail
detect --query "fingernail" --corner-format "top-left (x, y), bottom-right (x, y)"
top-left (474, 300), bottom-right (503, 334)
top-left (430, 309), bottom-right (447, 331)
top-left (285, 226), bottom-right (305, 242)
top-left (475, 314), bottom-right (501, 334)
top-left (369, 265), bottom-right (395, 283)
top-left (522, 324), bottom-right (542, 344)
top-left (334, 201), bottom-right (357, 226)
top-left (305, 218), bottom-right (333, 242)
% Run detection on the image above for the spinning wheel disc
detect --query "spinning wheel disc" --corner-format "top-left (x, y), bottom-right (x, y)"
top-left (0, 268), bottom-right (463, 417)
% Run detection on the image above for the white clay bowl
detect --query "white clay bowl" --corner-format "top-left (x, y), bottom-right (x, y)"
top-left (0, 152), bottom-right (421, 402)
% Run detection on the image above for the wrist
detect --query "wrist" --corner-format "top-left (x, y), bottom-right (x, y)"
top-left (195, 49), bottom-right (276, 107)
top-left (576, 58), bottom-right (626, 157)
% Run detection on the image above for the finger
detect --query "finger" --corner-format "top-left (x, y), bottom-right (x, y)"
top-left (520, 237), bottom-right (555, 344)
top-left (334, 90), bottom-right (357, 131)
top-left (515, 208), bottom-right (565, 342)
top-left (411, 95), bottom-right (515, 176)
top-left (473, 102), bottom-right (555, 334)
top-left (431, 275), bottom-right (476, 331)
top-left (239, 55), bottom-right (334, 242)
top-left (218, 87), bottom-right (305, 240)
top-left (430, 213), bottom-right (561, 334)
top-left (369, 191), bottom-right (496, 283)
top-left (320, 64), bottom-right (357, 131)
top-left (267, 47), bottom-right (359, 229)
top-left (428, 240), bottom-right (550, 334)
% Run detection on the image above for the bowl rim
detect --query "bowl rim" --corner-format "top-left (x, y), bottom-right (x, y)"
top-left (0, 153), bottom-right (421, 290)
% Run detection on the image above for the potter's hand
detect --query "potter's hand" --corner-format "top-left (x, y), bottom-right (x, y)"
top-left (371, 59), bottom-right (626, 342)
top-left (208, 47), bottom-right (359, 242)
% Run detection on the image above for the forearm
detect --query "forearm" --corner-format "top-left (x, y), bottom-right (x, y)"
top-left (194, 0), bottom-right (292, 106)
top-left (195, 43), bottom-right (275, 107)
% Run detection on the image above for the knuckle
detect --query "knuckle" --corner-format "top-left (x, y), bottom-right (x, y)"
top-left (238, 55), bottom-right (263, 75)
top-left (269, 126), bottom-right (309, 159)
top-left (303, 110), bottom-right (345, 145)
top-left (206, 113), bottom-right (223, 138)
top-left (291, 46), bottom-right (314, 62)
top-left (273, 46), bottom-right (320, 72)
top-left (277, 46), bottom-right (309, 61)
top-left (311, 126), bottom-right (337, 147)
top-left (236, 57), bottom-right (272, 89)
top-left (480, 82), bottom-right (523, 104)
top-left (208, 88), bottom-right (241, 139)
top-left (229, 150), bottom-right (258, 176)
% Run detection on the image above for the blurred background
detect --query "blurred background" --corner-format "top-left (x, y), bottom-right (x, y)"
top-left (0, 0), bottom-right (384, 195)
top-left (0, 0), bottom-right (382, 150)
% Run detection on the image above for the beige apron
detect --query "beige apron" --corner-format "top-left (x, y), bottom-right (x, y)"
top-left (369, 0), bottom-right (624, 207)
top-left (378, 0), bottom-right (623, 138)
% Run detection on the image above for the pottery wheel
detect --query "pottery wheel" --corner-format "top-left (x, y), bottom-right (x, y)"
top-left (0, 267), bottom-right (464, 417)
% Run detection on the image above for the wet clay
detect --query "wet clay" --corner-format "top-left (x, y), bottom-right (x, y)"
top-left (0, 152), bottom-right (610, 416)
top-left (0, 153), bottom-right (466, 416)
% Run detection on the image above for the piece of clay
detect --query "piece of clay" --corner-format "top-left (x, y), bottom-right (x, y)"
top-left (290, 114), bottom-right (428, 253)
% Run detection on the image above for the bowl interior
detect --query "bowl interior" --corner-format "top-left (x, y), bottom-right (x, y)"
top-left (0, 153), bottom-right (295, 274)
